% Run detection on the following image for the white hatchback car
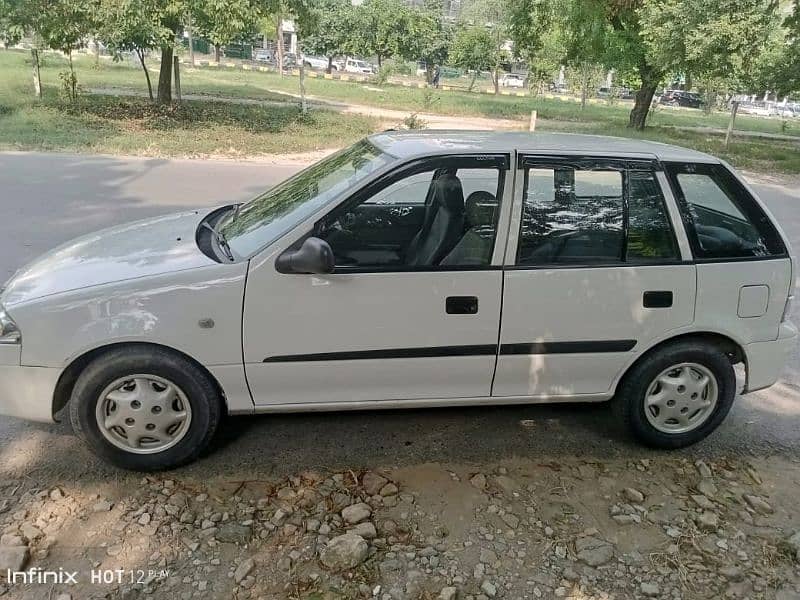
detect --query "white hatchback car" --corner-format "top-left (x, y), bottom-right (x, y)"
top-left (0, 132), bottom-right (795, 470)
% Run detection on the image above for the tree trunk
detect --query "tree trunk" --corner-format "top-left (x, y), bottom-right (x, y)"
top-left (299, 60), bottom-right (307, 114)
top-left (214, 45), bottom-right (221, 63)
top-left (377, 54), bottom-right (382, 68)
top-left (173, 56), bottom-right (181, 102)
top-left (468, 70), bottom-right (478, 92)
top-left (136, 48), bottom-right (153, 101)
top-left (493, 66), bottom-right (499, 95)
top-left (628, 64), bottom-right (660, 130)
top-left (67, 50), bottom-right (77, 101)
top-left (276, 17), bottom-right (284, 76)
top-left (187, 15), bottom-right (195, 66)
top-left (580, 63), bottom-right (589, 110)
top-left (31, 48), bottom-right (42, 98)
top-left (157, 45), bottom-right (174, 104)
top-left (327, 56), bottom-right (333, 74)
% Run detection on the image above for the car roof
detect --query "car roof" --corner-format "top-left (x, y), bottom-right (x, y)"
top-left (367, 130), bottom-right (719, 164)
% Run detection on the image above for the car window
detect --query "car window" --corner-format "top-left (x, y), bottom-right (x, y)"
top-left (666, 163), bottom-right (785, 259)
top-left (222, 140), bottom-right (392, 257)
top-left (517, 162), bottom-right (679, 266)
top-left (318, 161), bottom-right (504, 269)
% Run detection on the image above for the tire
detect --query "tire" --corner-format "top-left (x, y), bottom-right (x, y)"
top-left (615, 340), bottom-right (736, 449)
top-left (69, 346), bottom-right (222, 471)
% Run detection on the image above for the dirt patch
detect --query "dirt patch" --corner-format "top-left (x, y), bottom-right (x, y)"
top-left (0, 454), bottom-right (798, 599)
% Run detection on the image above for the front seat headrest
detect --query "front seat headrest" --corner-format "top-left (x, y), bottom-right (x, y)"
top-left (464, 191), bottom-right (497, 228)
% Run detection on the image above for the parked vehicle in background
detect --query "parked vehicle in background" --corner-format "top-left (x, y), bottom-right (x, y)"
top-left (253, 48), bottom-right (274, 63)
top-left (302, 55), bottom-right (330, 70)
top-left (499, 73), bottom-right (526, 88)
top-left (0, 131), bottom-right (794, 470)
top-left (598, 87), bottom-right (636, 100)
top-left (344, 58), bottom-right (374, 74)
top-left (659, 90), bottom-right (703, 108)
top-left (416, 61), bottom-right (428, 77)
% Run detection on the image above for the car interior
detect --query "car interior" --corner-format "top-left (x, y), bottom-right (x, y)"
top-left (321, 168), bottom-right (499, 268)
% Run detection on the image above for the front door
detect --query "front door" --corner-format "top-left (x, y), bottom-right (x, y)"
top-left (243, 154), bottom-right (512, 406)
top-left (494, 155), bottom-right (697, 398)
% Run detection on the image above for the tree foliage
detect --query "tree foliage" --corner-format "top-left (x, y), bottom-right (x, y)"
top-left (298, 0), bottom-right (353, 72)
top-left (449, 26), bottom-right (495, 90)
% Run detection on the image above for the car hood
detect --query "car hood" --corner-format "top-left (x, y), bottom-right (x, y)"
top-left (1, 209), bottom-right (220, 307)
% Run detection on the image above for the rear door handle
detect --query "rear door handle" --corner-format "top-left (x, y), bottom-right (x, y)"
top-left (643, 291), bottom-right (673, 308)
top-left (446, 296), bottom-right (478, 314)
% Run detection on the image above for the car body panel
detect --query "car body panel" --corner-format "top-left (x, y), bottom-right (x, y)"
top-left (9, 262), bottom-right (247, 370)
top-left (0, 132), bottom-right (794, 426)
top-left (2, 209), bottom-right (215, 307)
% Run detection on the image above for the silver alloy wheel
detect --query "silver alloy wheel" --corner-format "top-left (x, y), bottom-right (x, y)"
top-left (95, 375), bottom-right (192, 454)
top-left (643, 362), bottom-right (718, 434)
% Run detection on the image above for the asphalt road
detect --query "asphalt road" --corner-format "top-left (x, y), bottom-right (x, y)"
top-left (0, 151), bottom-right (798, 481)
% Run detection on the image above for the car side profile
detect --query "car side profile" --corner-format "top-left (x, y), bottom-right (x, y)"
top-left (0, 131), bottom-right (795, 470)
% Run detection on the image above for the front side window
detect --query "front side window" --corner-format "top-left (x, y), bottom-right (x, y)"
top-left (666, 162), bottom-right (785, 259)
top-left (222, 140), bottom-right (392, 257)
top-left (517, 160), bottom-right (679, 266)
top-left (318, 158), bottom-right (505, 269)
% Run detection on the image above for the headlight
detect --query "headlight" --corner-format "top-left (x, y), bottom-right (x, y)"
top-left (0, 306), bottom-right (21, 344)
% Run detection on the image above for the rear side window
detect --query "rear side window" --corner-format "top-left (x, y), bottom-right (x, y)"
top-left (666, 163), bottom-right (785, 259)
top-left (516, 160), bottom-right (679, 266)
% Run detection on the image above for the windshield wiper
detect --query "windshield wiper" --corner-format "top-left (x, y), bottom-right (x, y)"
top-left (201, 222), bottom-right (235, 262)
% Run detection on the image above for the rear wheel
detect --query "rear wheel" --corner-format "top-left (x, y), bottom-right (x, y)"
top-left (69, 347), bottom-right (222, 470)
top-left (616, 340), bottom-right (736, 448)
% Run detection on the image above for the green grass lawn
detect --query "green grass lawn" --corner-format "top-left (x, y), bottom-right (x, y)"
top-left (0, 49), bottom-right (798, 172)
top-left (0, 50), bottom-right (378, 157)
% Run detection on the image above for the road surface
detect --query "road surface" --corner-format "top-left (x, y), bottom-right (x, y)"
top-left (0, 151), bottom-right (798, 481)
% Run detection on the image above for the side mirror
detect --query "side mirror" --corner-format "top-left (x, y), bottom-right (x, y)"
top-left (275, 237), bottom-right (335, 274)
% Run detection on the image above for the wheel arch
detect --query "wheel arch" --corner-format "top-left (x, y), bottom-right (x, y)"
top-left (52, 342), bottom-right (227, 419)
top-left (613, 331), bottom-right (745, 395)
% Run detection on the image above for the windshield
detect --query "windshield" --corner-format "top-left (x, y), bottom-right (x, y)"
top-left (221, 140), bottom-right (392, 257)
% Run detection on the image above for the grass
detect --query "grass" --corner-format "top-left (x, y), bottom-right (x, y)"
top-left (0, 50), bottom-right (378, 157)
top-left (0, 48), bottom-right (798, 173)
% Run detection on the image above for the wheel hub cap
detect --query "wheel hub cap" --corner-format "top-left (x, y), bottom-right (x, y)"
top-left (644, 362), bottom-right (718, 434)
top-left (96, 375), bottom-right (192, 454)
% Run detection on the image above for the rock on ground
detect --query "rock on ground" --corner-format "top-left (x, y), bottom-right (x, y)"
top-left (320, 533), bottom-right (369, 570)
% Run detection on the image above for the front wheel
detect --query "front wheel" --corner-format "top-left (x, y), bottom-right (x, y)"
top-left (615, 340), bottom-right (736, 448)
top-left (69, 347), bottom-right (222, 470)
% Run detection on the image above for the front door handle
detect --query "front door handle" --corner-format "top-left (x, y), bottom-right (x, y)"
top-left (446, 296), bottom-right (478, 314)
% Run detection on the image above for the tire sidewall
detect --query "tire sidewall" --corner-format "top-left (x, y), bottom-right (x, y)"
top-left (70, 348), bottom-right (220, 471)
top-left (624, 344), bottom-right (736, 448)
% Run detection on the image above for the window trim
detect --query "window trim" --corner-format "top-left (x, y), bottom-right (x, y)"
top-left (314, 153), bottom-right (511, 274)
top-left (664, 161), bottom-right (788, 262)
top-left (511, 157), bottom-right (683, 269)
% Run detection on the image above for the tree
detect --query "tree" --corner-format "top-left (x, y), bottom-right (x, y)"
top-left (100, 0), bottom-right (170, 101)
top-left (562, 0), bottom-right (608, 109)
top-left (449, 26), bottom-right (496, 91)
top-left (406, 0), bottom-right (452, 83)
top-left (298, 0), bottom-right (353, 73)
top-left (640, 0), bottom-right (779, 111)
top-left (192, 0), bottom-right (260, 63)
top-left (32, 0), bottom-right (100, 100)
top-left (459, 0), bottom-right (510, 94)
top-left (350, 0), bottom-right (414, 68)
top-left (507, 0), bottom-right (554, 92)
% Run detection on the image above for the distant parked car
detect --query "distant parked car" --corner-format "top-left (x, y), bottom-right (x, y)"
top-left (302, 55), bottom-right (330, 70)
top-left (598, 87), bottom-right (636, 100)
top-left (253, 48), bottom-right (274, 64)
top-left (660, 90), bottom-right (703, 108)
top-left (344, 58), bottom-right (373, 75)
top-left (499, 73), bottom-right (525, 88)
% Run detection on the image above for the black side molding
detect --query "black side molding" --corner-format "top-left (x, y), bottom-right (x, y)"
top-left (500, 340), bottom-right (636, 355)
top-left (263, 345), bottom-right (497, 363)
top-left (262, 339), bottom-right (636, 363)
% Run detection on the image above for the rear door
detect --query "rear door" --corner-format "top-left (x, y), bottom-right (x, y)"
top-left (493, 155), bottom-right (697, 399)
